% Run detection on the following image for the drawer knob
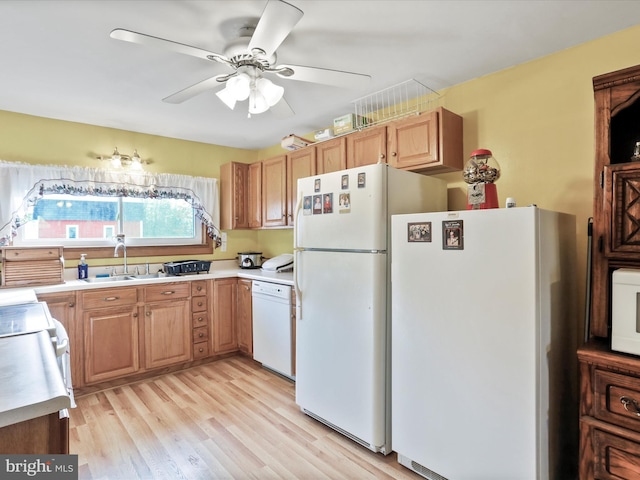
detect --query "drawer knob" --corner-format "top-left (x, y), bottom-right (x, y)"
top-left (620, 396), bottom-right (640, 416)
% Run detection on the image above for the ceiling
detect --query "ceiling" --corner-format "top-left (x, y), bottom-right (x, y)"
top-left (1, 1), bottom-right (639, 151)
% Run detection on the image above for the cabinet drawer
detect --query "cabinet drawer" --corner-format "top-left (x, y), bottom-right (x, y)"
top-left (192, 311), bottom-right (208, 328)
top-left (593, 427), bottom-right (640, 479)
top-left (145, 282), bottom-right (189, 302)
top-left (191, 295), bottom-right (207, 313)
top-left (193, 326), bottom-right (208, 344)
top-left (595, 369), bottom-right (640, 433)
top-left (81, 287), bottom-right (138, 309)
top-left (193, 342), bottom-right (209, 359)
top-left (191, 280), bottom-right (207, 297)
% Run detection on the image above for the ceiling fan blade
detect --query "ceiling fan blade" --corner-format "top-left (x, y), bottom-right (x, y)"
top-left (274, 64), bottom-right (371, 89)
top-left (248, 0), bottom-right (303, 58)
top-left (269, 96), bottom-right (295, 118)
top-left (110, 28), bottom-right (228, 63)
top-left (163, 75), bottom-right (227, 104)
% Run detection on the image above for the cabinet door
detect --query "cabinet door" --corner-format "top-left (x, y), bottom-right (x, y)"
top-left (220, 162), bottom-right (249, 230)
top-left (248, 162), bottom-right (262, 229)
top-left (605, 163), bottom-right (640, 258)
top-left (262, 155), bottom-right (287, 227)
top-left (287, 147), bottom-right (316, 226)
top-left (316, 137), bottom-right (347, 174)
top-left (387, 111), bottom-right (438, 169)
top-left (387, 108), bottom-right (463, 173)
top-left (213, 278), bottom-right (238, 354)
top-left (346, 126), bottom-right (387, 168)
top-left (83, 307), bottom-right (139, 384)
top-left (237, 278), bottom-right (253, 355)
top-left (37, 292), bottom-right (81, 387)
top-left (144, 299), bottom-right (191, 369)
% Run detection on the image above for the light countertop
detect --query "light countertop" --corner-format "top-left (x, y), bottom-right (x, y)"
top-left (0, 330), bottom-right (70, 428)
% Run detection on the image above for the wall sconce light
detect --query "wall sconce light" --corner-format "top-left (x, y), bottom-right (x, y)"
top-left (97, 147), bottom-right (150, 170)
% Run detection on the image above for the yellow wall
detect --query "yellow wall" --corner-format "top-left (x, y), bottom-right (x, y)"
top-left (3, 24), bottom-right (640, 318)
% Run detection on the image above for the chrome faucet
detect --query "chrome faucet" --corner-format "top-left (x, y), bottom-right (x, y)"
top-left (114, 233), bottom-right (128, 275)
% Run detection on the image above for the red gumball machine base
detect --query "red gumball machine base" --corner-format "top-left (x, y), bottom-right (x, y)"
top-left (466, 182), bottom-right (499, 210)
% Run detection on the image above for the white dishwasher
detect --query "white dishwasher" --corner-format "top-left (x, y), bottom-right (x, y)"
top-left (252, 280), bottom-right (294, 379)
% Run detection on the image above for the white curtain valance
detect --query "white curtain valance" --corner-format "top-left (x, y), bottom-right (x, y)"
top-left (0, 161), bottom-right (220, 247)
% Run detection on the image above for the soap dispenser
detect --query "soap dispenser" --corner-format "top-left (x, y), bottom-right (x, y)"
top-left (78, 254), bottom-right (88, 280)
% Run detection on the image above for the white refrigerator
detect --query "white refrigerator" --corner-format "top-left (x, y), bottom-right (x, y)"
top-left (390, 207), bottom-right (578, 479)
top-left (294, 163), bottom-right (446, 454)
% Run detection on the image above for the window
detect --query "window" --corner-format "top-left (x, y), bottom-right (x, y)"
top-left (0, 161), bottom-right (221, 257)
top-left (18, 193), bottom-right (199, 247)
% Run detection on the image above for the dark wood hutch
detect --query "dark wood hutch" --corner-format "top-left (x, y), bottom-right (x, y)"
top-left (579, 64), bottom-right (640, 479)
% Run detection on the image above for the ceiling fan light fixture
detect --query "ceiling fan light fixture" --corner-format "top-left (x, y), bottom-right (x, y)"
top-left (226, 73), bottom-right (251, 101)
top-left (216, 86), bottom-right (238, 110)
top-left (256, 77), bottom-right (284, 106)
top-left (249, 88), bottom-right (269, 115)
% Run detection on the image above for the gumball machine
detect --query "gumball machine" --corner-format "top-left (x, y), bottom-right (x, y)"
top-left (463, 149), bottom-right (501, 210)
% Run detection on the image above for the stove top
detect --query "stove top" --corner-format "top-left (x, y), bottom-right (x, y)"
top-left (0, 302), bottom-right (56, 338)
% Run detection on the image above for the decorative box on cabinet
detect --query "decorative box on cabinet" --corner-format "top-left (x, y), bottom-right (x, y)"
top-left (1, 246), bottom-right (64, 287)
top-left (579, 343), bottom-right (640, 479)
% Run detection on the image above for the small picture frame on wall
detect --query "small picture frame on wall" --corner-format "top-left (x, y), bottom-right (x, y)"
top-left (408, 222), bottom-right (431, 242)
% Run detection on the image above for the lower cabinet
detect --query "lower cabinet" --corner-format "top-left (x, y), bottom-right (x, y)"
top-left (143, 282), bottom-right (191, 369)
top-left (237, 278), bottom-right (253, 355)
top-left (212, 278), bottom-right (238, 354)
top-left (80, 287), bottom-right (140, 384)
top-left (191, 280), bottom-right (210, 359)
top-left (579, 342), bottom-right (640, 479)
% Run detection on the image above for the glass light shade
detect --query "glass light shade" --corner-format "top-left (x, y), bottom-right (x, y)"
top-left (130, 150), bottom-right (143, 171)
top-left (256, 77), bottom-right (284, 107)
top-left (226, 73), bottom-right (251, 101)
top-left (111, 148), bottom-right (122, 168)
top-left (249, 89), bottom-right (269, 114)
top-left (216, 86), bottom-right (237, 110)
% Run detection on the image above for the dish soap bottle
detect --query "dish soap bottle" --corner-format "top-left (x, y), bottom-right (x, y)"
top-left (78, 254), bottom-right (88, 280)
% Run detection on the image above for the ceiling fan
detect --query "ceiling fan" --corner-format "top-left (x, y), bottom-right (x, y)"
top-left (110, 0), bottom-right (371, 117)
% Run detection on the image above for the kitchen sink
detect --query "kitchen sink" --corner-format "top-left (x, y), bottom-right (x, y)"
top-left (125, 273), bottom-right (163, 280)
top-left (83, 276), bottom-right (133, 283)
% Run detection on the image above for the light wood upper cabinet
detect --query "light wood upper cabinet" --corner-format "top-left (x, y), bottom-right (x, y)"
top-left (220, 162), bottom-right (249, 230)
top-left (262, 155), bottom-right (288, 228)
top-left (287, 147), bottom-right (316, 226)
top-left (248, 162), bottom-right (262, 229)
top-left (387, 107), bottom-right (463, 173)
top-left (316, 137), bottom-right (347, 174)
top-left (346, 125), bottom-right (387, 168)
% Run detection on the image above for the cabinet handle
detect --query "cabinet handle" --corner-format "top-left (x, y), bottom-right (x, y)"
top-left (133, 313), bottom-right (138, 318)
top-left (68, 303), bottom-right (75, 308)
top-left (146, 311), bottom-right (152, 316)
top-left (199, 347), bottom-right (204, 353)
top-left (198, 332), bottom-right (205, 338)
top-left (379, 153), bottom-right (386, 160)
top-left (197, 301), bottom-right (204, 307)
top-left (197, 286), bottom-right (203, 292)
top-left (103, 296), bottom-right (119, 301)
top-left (197, 316), bottom-right (204, 322)
top-left (391, 151), bottom-right (397, 157)
top-left (620, 396), bottom-right (640, 416)
top-left (161, 290), bottom-right (175, 295)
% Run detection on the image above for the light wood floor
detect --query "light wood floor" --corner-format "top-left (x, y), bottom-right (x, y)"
top-left (70, 356), bottom-right (421, 479)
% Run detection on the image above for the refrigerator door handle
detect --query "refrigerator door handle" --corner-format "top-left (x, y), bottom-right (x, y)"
top-left (293, 248), bottom-right (303, 319)
top-left (293, 188), bottom-right (303, 250)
